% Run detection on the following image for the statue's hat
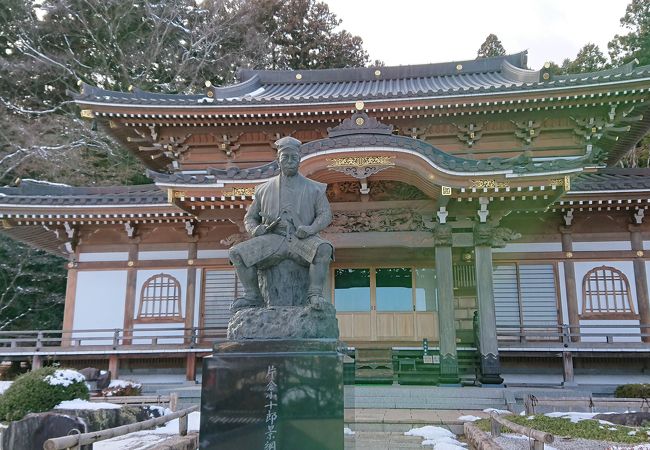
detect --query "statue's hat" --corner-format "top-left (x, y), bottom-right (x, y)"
top-left (274, 136), bottom-right (302, 154)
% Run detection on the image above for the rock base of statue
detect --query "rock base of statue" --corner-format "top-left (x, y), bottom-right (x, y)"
top-left (259, 259), bottom-right (310, 306)
top-left (199, 339), bottom-right (344, 450)
top-left (227, 303), bottom-right (339, 339)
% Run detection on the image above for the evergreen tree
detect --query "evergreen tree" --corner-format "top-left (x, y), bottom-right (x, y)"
top-left (476, 34), bottom-right (506, 58)
top-left (262, 0), bottom-right (368, 69)
top-left (564, 43), bottom-right (609, 73)
top-left (608, 0), bottom-right (650, 66)
top-left (0, 236), bottom-right (66, 331)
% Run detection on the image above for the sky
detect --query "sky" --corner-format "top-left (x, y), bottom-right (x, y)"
top-left (323, 0), bottom-right (633, 70)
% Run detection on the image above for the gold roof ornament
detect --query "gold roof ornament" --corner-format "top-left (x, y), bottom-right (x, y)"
top-left (80, 109), bottom-right (94, 119)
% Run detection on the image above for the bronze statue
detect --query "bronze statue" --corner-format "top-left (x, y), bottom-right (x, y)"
top-left (229, 136), bottom-right (333, 311)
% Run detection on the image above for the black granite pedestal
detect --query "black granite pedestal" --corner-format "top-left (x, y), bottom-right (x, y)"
top-left (199, 339), bottom-right (344, 450)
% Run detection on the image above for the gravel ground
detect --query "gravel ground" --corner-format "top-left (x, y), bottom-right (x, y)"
top-left (493, 433), bottom-right (648, 450)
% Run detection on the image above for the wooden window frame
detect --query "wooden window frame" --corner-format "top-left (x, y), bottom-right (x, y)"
top-left (136, 273), bottom-right (184, 323)
top-left (581, 265), bottom-right (638, 320)
top-left (494, 261), bottom-right (562, 329)
top-left (331, 264), bottom-right (436, 313)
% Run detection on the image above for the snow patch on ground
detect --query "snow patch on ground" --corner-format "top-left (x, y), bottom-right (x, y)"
top-left (344, 427), bottom-right (355, 435)
top-left (0, 381), bottom-right (12, 394)
top-left (457, 415), bottom-right (481, 422)
top-left (611, 446), bottom-right (650, 450)
top-left (483, 408), bottom-right (511, 415)
top-left (405, 425), bottom-right (466, 448)
top-left (94, 411), bottom-right (201, 450)
top-left (45, 369), bottom-right (85, 387)
top-left (108, 379), bottom-right (142, 389)
top-left (544, 411), bottom-right (606, 423)
top-left (55, 399), bottom-right (122, 410)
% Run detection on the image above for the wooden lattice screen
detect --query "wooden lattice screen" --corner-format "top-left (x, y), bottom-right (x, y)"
top-left (137, 273), bottom-right (183, 321)
top-left (581, 265), bottom-right (636, 319)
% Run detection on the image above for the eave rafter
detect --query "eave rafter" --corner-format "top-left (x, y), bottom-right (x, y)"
top-left (82, 85), bottom-right (650, 127)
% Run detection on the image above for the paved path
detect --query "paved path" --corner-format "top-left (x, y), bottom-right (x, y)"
top-left (346, 408), bottom-right (490, 426)
top-left (344, 431), bottom-right (427, 449)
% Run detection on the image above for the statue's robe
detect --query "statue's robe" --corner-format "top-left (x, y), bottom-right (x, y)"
top-left (232, 174), bottom-right (332, 268)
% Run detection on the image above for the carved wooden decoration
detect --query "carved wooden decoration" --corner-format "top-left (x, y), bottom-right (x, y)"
top-left (326, 156), bottom-right (395, 179)
top-left (326, 181), bottom-right (428, 202)
top-left (327, 208), bottom-right (428, 233)
top-left (455, 122), bottom-right (484, 147)
top-left (512, 119), bottom-right (541, 145)
top-left (131, 126), bottom-right (191, 169)
top-left (214, 133), bottom-right (244, 158)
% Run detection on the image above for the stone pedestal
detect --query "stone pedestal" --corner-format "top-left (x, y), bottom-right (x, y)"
top-left (199, 339), bottom-right (344, 450)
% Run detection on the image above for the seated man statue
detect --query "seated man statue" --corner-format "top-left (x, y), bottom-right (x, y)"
top-left (229, 136), bottom-right (333, 311)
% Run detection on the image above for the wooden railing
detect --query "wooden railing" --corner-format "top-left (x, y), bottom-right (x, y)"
top-left (497, 323), bottom-right (650, 346)
top-left (0, 326), bottom-right (227, 355)
top-left (43, 405), bottom-right (198, 450)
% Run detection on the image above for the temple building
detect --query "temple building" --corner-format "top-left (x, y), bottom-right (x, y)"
top-left (1, 51), bottom-right (649, 385)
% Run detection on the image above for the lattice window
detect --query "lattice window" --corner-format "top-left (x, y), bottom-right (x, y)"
top-left (137, 273), bottom-right (183, 321)
top-left (581, 266), bottom-right (637, 319)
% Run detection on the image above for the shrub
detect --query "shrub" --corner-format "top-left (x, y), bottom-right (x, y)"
top-left (101, 380), bottom-right (142, 397)
top-left (0, 367), bottom-right (89, 421)
top-left (615, 383), bottom-right (650, 398)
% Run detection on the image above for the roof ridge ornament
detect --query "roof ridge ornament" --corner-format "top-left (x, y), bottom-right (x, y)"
top-left (327, 112), bottom-right (393, 138)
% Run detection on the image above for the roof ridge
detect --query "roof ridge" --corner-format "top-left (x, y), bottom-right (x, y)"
top-left (237, 52), bottom-right (531, 84)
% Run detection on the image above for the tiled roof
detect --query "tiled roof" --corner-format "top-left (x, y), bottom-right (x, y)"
top-left (73, 53), bottom-right (650, 107)
top-left (0, 169), bottom-right (648, 208)
top-left (0, 181), bottom-right (167, 206)
top-left (570, 168), bottom-right (650, 192)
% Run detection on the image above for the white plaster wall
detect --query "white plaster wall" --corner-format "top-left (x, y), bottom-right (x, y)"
top-left (492, 242), bottom-right (562, 253)
top-left (72, 270), bottom-right (127, 345)
top-left (138, 250), bottom-right (188, 261)
top-left (643, 240), bottom-right (650, 250)
top-left (574, 260), bottom-right (641, 342)
top-left (78, 252), bottom-right (129, 262)
top-left (572, 241), bottom-right (632, 251)
top-left (197, 249), bottom-right (229, 259)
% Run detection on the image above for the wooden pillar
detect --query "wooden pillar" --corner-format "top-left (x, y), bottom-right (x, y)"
top-left (31, 355), bottom-right (42, 370)
top-left (560, 227), bottom-right (580, 342)
top-left (184, 242), bottom-right (198, 345)
top-left (560, 226), bottom-right (580, 342)
top-left (61, 264), bottom-right (78, 346)
top-left (474, 242), bottom-right (502, 385)
top-left (472, 219), bottom-right (517, 385)
top-left (562, 351), bottom-right (576, 386)
top-left (434, 224), bottom-right (459, 384)
top-left (630, 224), bottom-right (650, 343)
top-left (186, 354), bottom-right (197, 382)
top-left (122, 242), bottom-right (139, 345)
top-left (108, 355), bottom-right (119, 379)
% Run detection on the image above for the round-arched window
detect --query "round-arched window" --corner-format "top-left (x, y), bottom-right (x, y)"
top-left (137, 273), bottom-right (183, 321)
top-left (581, 265), bottom-right (637, 319)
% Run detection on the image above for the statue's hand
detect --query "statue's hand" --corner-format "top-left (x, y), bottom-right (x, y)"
top-left (252, 224), bottom-right (268, 237)
top-left (294, 225), bottom-right (314, 239)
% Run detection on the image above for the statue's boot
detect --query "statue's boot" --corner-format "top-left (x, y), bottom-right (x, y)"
top-left (230, 296), bottom-right (264, 312)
